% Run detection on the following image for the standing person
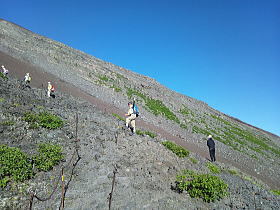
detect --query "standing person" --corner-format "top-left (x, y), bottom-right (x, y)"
top-left (125, 102), bottom-right (137, 135)
top-left (207, 135), bottom-right (216, 162)
top-left (1, 65), bottom-right (8, 76)
top-left (47, 82), bottom-right (52, 98)
top-left (24, 73), bottom-right (31, 87)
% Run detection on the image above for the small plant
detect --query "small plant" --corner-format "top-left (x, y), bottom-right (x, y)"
top-left (189, 157), bottom-right (198, 164)
top-left (271, 189), bottom-right (280, 196)
top-left (0, 72), bottom-right (8, 80)
top-left (206, 162), bottom-right (221, 174)
top-left (23, 111), bottom-right (63, 129)
top-left (98, 75), bottom-right (110, 82)
top-left (0, 97), bottom-right (5, 102)
top-left (136, 130), bottom-right (157, 138)
top-left (0, 145), bottom-right (33, 188)
top-left (228, 169), bottom-right (238, 175)
top-left (33, 143), bottom-right (64, 171)
top-left (162, 141), bottom-right (189, 158)
top-left (0, 120), bottom-right (15, 126)
top-left (110, 85), bottom-right (122, 92)
top-left (112, 113), bottom-right (125, 122)
top-left (175, 169), bottom-right (228, 202)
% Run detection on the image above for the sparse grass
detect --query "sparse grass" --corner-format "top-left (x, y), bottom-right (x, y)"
top-left (0, 120), bottom-right (15, 126)
top-left (112, 113), bottom-right (125, 122)
top-left (228, 169), bottom-right (238, 175)
top-left (127, 88), bottom-right (180, 123)
top-left (271, 189), bottom-right (280, 196)
top-left (192, 126), bottom-right (211, 136)
top-left (136, 130), bottom-right (157, 138)
top-left (162, 141), bottom-right (189, 158)
top-left (180, 123), bottom-right (188, 129)
top-left (0, 97), bottom-right (5, 102)
top-left (110, 85), bottom-right (122, 92)
top-left (189, 157), bottom-right (198, 164)
top-left (206, 162), bottom-right (221, 174)
top-left (98, 75), bottom-right (110, 82)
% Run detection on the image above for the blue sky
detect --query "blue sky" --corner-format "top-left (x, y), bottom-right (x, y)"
top-left (2, 0), bottom-right (280, 136)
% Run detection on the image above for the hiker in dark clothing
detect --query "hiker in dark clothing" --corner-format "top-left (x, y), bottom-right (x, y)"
top-left (207, 135), bottom-right (216, 162)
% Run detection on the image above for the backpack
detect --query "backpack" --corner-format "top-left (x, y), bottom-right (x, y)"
top-left (133, 104), bottom-right (139, 117)
top-left (51, 85), bottom-right (55, 92)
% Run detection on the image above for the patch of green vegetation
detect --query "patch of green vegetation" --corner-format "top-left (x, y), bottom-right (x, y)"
top-left (175, 169), bottom-right (228, 202)
top-left (0, 97), bottom-right (5, 102)
top-left (180, 123), bottom-right (188, 129)
top-left (136, 130), bottom-right (157, 138)
top-left (98, 75), bottom-right (110, 82)
top-left (192, 126), bottom-right (211, 136)
top-left (206, 162), bottom-right (221, 174)
top-left (271, 189), bottom-right (280, 196)
top-left (162, 141), bottom-right (189, 158)
top-left (210, 114), bottom-right (232, 126)
top-left (112, 113), bottom-right (125, 122)
top-left (0, 120), bottom-right (15, 126)
top-left (115, 73), bottom-right (126, 80)
top-left (127, 88), bottom-right (180, 123)
top-left (23, 111), bottom-right (64, 129)
top-left (33, 143), bottom-right (64, 171)
top-left (189, 157), bottom-right (198, 164)
top-left (0, 145), bottom-right (33, 188)
top-left (0, 72), bottom-right (8, 80)
top-left (228, 169), bottom-right (238, 175)
top-left (110, 84), bottom-right (122, 92)
top-left (179, 106), bottom-right (194, 116)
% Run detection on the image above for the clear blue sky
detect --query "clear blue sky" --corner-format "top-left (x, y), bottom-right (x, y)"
top-left (2, 0), bottom-right (280, 136)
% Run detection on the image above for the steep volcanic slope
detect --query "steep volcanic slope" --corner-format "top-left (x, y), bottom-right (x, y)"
top-left (1, 19), bottom-right (280, 190)
top-left (1, 76), bottom-right (280, 209)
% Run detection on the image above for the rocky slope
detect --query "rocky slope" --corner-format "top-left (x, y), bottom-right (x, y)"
top-left (0, 19), bottom-right (280, 208)
top-left (1, 75), bottom-right (280, 209)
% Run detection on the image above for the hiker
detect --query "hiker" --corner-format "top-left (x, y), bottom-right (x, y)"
top-left (125, 101), bottom-right (137, 135)
top-left (207, 135), bottom-right (216, 162)
top-left (1, 65), bottom-right (8, 76)
top-left (47, 82), bottom-right (52, 98)
top-left (24, 73), bottom-right (31, 87)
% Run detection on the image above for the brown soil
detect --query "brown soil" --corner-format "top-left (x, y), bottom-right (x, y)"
top-left (1, 51), bottom-right (278, 189)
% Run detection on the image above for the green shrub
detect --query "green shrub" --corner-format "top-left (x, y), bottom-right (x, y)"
top-left (176, 170), bottom-right (228, 202)
top-left (0, 97), bottom-right (5, 102)
top-left (271, 189), bottom-right (280, 196)
top-left (0, 120), bottom-right (15, 126)
top-left (33, 143), bottom-right (64, 171)
top-left (136, 130), bottom-right (157, 138)
top-left (23, 111), bottom-right (63, 129)
top-left (98, 75), bottom-right (110, 82)
top-left (228, 169), bottom-right (238, 175)
top-left (112, 113), bottom-right (125, 122)
top-left (206, 162), bottom-right (221, 174)
top-left (0, 145), bottom-right (33, 188)
top-left (162, 141), bottom-right (189, 158)
top-left (190, 157), bottom-right (198, 164)
top-left (0, 72), bottom-right (8, 80)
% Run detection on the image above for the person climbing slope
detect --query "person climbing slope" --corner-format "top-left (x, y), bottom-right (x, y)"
top-left (207, 135), bottom-right (216, 162)
top-left (47, 82), bottom-right (52, 98)
top-left (24, 73), bottom-right (31, 87)
top-left (1, 65), bottom-right (9, 76)
top-left (125, 101), bottom-right (137, 135)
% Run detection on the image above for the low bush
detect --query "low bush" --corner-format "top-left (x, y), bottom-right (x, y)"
top-left (176, 169), bottom-right (228, 202)
top-left (162, 141), bottom-right (189, 158)
top-left (206, 162), bottom-right (221, 174)
top-left (23, 111), bottom-right (63, 129)
top-left (189, 157), bottom-right (198, 164)
top-left (0, 120), bottom-right (15, 126)
top-left (33, 143), bottom-right (64, 171)
top-left (271, 189), bottom-right (280, 196)
top-left (0, 145), bottom-right (33, 188)
top-left (0, 72), bottom-right (8, 80)
top-left (228, 169), bottom-right (238, 175)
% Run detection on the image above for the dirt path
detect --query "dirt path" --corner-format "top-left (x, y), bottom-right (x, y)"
top-left (1, 51), bottom-right (279, 189)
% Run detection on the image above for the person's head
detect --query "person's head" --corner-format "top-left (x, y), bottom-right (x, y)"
top-left (208, 135), bottom-right (212, 140)
top-left (27, 73), bottom-right (29, 75)
top-left (1, 65), bottom-right (4, 68)
top-left (128, 102), bottom-right (133, 108)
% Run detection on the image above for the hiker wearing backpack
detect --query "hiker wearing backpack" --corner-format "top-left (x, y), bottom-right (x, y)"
top-left (24, 73), bottom-right (31, 87)
top-left (125, 101), bottom-right (139, 135)
top-left (1, 65), bottom-right (8, 76)
top-left (47, 82), bottom-right (52, 98)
